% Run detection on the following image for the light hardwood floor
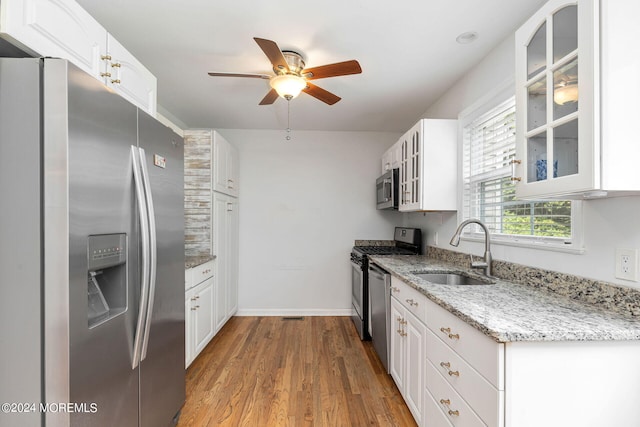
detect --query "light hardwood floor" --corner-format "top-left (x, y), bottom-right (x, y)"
top-left (178, 316), bottom-right (417, 426)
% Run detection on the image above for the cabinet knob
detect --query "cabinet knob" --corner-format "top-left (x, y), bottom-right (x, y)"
top-left (439, 399), bottom-right (450, 405)
top-left (111, 79), bottom-right (121, 84)
top-left (405, 298), bottom-right (418, 307)
top-left (440, 327), bottom-right (451, 334)
top-left (101, 55), bottom-right (112, 61)
top-left (111, 62), bottom-right (121, 68)
top-left (100, 72), bottom-right (112, 78)
top-left (448, 409), bottom-right (460, 417)
top-left (447, 370), bottom-right (460, 377)
top-left (448, 333), bottom-right (460, 340)
top-left (440, 361), bottom-right (451, 369)
top-left (190, 297), bottom-right (197, 301)
top-left (391, 287), bottom-right (400, 293)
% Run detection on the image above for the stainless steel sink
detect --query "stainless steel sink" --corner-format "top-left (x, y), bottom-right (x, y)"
top-left (412, 272), bottom-right (494, 286)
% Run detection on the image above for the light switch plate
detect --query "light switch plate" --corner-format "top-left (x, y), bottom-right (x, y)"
top-left (615, 248), bottom-right (638, 281)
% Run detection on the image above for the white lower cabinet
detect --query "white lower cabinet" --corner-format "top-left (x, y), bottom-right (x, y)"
top-left (387, 275), bottom-right (640, 427)
top-left (185, 260), bottom-right (215, 368)
top-left (390, 278), bottom-right (426, 424)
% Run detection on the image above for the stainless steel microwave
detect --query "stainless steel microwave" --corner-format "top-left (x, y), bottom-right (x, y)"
top-left (376, 168), bottom-right (399, 210)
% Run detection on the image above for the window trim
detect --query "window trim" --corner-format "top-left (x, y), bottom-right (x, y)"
top-left (456, 79), bottom-right (584, 253)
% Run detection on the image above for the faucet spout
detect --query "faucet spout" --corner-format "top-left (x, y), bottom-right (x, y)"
top-left (449, 219), bottom-right (493, 277)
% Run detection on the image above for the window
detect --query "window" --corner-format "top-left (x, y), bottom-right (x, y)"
top-left (460, 92), bottom-right (580, 250)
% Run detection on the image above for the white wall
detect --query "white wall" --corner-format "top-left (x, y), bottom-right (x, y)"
top-left (220, 129), bottom-right (402, 315)
top-left (409, 34), bottom-right (640, 289)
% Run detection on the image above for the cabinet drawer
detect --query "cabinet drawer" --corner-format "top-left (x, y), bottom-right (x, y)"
top-left (425, 388), bottom-right (454, 427)
top-left (426, 360), bottom-right (486, 427)
top-left (391, 277), bottom-right (427, 324)
top-left (426, 328), bottom-right (503, 427)
top-left (427, 300), bottom-right (504, 389)
top-left (191, 260), bottom-right (214, 285)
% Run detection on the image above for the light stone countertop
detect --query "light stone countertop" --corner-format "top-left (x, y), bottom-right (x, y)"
top-left (185, 254), bottom-right (216, 269)
top-left (370, 255), bottom-right (640, 343)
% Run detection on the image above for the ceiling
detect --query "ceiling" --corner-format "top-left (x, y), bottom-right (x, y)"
top-left (76, 0), bottom-right (547, 132)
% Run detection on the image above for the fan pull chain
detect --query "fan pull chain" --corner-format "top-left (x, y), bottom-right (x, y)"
top-left (286, 100), bottom-right (292, 141)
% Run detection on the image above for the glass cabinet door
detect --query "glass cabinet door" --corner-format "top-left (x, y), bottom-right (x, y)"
top-left (524, 4), bottom-right (578, 185)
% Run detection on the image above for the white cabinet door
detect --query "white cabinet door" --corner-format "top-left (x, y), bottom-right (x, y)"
top-left (0, 0), bottom-right (107, 77)
top-left (212, 131), bottom-right (239, 197)
top-left (106, 34), bottom-right (157, 116)
top-left (389, 297), bottom-right (405, 391)
top-left (405, 309), bottom-right (426, 423)
top-left (227, 143), bottom-right (239, 197)
top-left (213, 193), bottom-right (229, 332)
top-left (193, 277), bottom-right (215, 355)
top-left (381, 141), bottom-right (401, 174)
top-left (227, 199), bottom-right (239, 316)
top-left (185, 288), bottom-right (194, 367)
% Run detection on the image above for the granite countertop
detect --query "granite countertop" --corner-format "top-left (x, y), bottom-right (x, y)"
top-left (185, 254), bottom-right (216, 269)
top-left (370, 255), bottom-right (640, 343)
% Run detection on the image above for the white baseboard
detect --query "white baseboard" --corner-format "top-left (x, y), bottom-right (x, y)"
top-left (235, 308), bottom-right (354, 317)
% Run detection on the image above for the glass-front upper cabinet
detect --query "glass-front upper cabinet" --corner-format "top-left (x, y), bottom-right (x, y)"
top-left (515, 0), bottom-right (640, 199)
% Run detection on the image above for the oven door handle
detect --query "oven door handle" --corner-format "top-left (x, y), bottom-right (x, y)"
top-left (368, 264), bottom-right (387, 280)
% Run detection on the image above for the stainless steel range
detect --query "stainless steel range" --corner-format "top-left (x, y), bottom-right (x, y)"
top-left (350, 227), bottom-right (422, 343)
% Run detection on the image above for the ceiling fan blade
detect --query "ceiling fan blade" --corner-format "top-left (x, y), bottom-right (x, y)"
top-left (208, 72), bottom-right (271, 79)
top-left (259, 89), bottom-right (279, 105)
top-left (253, 37), bottom-right (290, 73)
top-left (303, 60), bottom-right (362, 80)
top-left (302, 82), bottom-right (341, 105)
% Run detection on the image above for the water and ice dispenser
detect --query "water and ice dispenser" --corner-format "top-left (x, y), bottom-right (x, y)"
top-left (87, 234), bottom-right (127, 328)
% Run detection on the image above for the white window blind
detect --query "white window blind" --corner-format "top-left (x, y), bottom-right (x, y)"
top-left (462, 96), bottom-right (573, 243)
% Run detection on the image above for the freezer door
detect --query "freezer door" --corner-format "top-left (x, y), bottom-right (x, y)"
top-left (65, 62), bottom-right (140, 426)
top-left (137, 111), bottom-right (185, 427)
top-left (0, 58), bottom-right (43, 427)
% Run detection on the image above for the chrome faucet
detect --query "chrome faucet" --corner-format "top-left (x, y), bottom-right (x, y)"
top-left (449, 219), bottom-right (493, 277)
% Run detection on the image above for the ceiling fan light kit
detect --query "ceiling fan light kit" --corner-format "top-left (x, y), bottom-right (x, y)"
top-left (270, 74), bottom-right (307, 100)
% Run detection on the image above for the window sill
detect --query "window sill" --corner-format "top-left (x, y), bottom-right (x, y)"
top-left (460, 235), bottom-right (586, 255)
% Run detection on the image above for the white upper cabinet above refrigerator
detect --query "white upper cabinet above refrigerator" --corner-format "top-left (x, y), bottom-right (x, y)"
top-left (0, 0), bottom-right (157, 116)
top-left (514, 0), bottom-right (640, 199)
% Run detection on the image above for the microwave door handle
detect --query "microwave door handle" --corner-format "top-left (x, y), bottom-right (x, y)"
top-left (383, 178), bottom-right (391, 201)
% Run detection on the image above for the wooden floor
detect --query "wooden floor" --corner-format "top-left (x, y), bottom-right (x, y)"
top-left (178, 316), bottom-right (417, 427)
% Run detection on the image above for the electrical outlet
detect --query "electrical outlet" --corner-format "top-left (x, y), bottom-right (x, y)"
top-left (615, 248), bottom-right (639, 281)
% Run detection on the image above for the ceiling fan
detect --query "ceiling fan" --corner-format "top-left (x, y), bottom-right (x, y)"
top-left (208, 37), bottom-right (362, 106)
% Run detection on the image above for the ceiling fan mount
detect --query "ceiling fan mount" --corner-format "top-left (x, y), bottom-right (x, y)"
top-left (277, 51), bottom-right (305, 76)
top-left (208, 37), bottom-right (362, 106)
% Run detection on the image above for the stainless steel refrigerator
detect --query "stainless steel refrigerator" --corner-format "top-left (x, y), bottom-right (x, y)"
top-left (0, 57), bottom-right (185, 427)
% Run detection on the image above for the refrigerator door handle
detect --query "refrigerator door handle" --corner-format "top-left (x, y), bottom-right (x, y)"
top-left (138, 147), bottom-right (157, 361)
top-left (131, 146), bottom-right (151, 370)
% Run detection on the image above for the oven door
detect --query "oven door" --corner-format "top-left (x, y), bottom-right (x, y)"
top-left (376, 169), bottom-right (398, 210)
top-left (350, 260), bottom-right (366, 339)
